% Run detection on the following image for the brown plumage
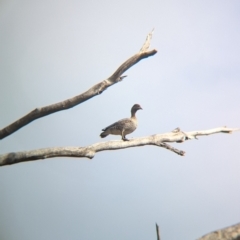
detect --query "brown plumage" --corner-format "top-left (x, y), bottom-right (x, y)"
top-left (100, 104), bottom-right (142, 141)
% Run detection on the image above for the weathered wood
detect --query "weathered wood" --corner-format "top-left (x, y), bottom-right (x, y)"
top-left (198, 222), bottom-right (240, 240)
top-left (0, 127), bottom-right (238, 166)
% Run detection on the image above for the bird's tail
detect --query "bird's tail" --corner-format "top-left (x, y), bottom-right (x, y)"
top-left (100, 131), bottom-right (108, 138)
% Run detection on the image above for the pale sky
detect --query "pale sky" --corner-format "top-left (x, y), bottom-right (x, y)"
top-left (0, 0), bottom-right (240, 239)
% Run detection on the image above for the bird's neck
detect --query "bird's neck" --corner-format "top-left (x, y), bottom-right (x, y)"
top-left (131, 111), bottom-right (137, 118)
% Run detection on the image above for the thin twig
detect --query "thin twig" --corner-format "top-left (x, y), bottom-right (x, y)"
top-left (156, 223), bottom-right (160, 240)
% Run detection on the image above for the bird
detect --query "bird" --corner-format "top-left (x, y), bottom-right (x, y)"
top-left (100, 104), bottom-right (142, 141)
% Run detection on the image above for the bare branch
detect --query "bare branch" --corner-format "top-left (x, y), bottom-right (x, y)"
top-left (156, 223), bottom-right (161, 240)
top-left (197, 222), bottom-right (240, 240)
top-left (0, 127), bottom-right (238, 167)
top-left (140, 28), bottom-right (154, 52)
top-left (0, 30), bottom-right (157, 140)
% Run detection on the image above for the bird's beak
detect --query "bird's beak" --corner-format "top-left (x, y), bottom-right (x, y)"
top-left (139, 106), bottom-right (143, 110)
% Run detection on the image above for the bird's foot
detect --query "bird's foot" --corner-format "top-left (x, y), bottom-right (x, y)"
top-left (122, 138), bottom-right (129, 141)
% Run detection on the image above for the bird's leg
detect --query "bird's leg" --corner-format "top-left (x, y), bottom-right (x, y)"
top-left (121, 131), bottom-right (129, 141)
top-left (122, 136), bottom-right (129, 141)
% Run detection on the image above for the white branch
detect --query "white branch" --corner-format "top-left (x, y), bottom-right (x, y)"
top-left (140, 28), bottom-right (154, 52)
top-left (0, 127), bottom-right (238, 166)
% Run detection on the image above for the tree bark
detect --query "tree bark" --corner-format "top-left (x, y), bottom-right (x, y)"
top-left (197, 222), bottom-right (240, 240)
top-left (0, 127), bottom-right (238, 166)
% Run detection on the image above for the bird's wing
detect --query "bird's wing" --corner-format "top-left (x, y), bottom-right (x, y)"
top-left (102, 118), bottom-right (131, 131)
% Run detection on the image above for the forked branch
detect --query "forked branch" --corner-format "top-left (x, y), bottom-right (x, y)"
top-left (0, 30), bottom-right (157, 140)
top-left (0, 127), bottom-right (238, 166)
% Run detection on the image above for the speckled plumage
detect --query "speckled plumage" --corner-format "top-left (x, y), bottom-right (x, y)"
top-left (100, 104), bottom-right (142, 141)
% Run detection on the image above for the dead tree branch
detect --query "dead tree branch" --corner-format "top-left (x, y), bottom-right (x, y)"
top-left (197, 222), bottom-right (240, 240)
top-left (0, 31), bottom-right (157, 140)
top-left (0, 127), bottom-right (238, 166)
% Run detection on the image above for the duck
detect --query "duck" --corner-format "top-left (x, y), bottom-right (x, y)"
top-left (100, 104), bottom-right (142, 141)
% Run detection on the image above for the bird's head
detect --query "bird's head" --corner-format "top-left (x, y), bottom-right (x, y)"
top-left (131, 104), bottom-right (143, 115)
